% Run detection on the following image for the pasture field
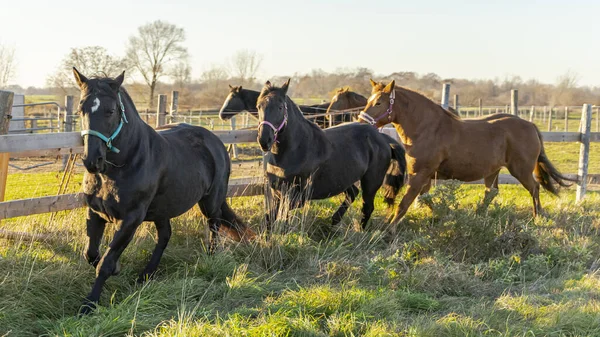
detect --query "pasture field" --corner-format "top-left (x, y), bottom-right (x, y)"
top-left (1, 141), bottom-right (599, 336)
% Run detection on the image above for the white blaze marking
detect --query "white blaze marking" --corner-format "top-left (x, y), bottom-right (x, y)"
top-left (367, 93), bottom-right (379, 105)
top-left (91, 97), bottom-right (100, 113)
top-left (219, 93), bottom-right (233, 116)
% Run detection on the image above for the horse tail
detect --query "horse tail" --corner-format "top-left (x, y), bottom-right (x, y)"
top-left (381, 134), bottom-right (407, 208)
top-left (219, 202), bottom-right (256, 242)
top-left (534, 126), bottom-right (578, 195)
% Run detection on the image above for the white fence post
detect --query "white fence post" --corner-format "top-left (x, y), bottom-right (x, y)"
top-left (576, 104), bottom-right (593, 202)
top-left (441, 83), bottom-right (450, 109)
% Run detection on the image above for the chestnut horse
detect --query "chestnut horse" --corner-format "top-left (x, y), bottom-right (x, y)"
top-left (359, 79), bottom-right (576, 223)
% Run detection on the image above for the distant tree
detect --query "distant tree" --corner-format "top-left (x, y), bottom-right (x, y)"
top-left (551, 70), bottom-right (580, 106)
top-left (126, 20), bottom-right (188, 108)
top-left (0, 44), bottom-right (16, 88)
top-left (229, 49), bottom-right (263, 86)
top-left (46, 46), bottom-right (126, 95)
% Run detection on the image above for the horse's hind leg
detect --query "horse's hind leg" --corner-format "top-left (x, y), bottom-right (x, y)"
top-left (332, 185), bottom-right (359, 227)
top-left (507, 163), bottom-right (541, 217)
top-left (198, 196), bottom-right (225, 254)
top-left (359, 179), bottom-right (380, 230)
top-left (138, 218), bottom-right (172, 283)
top-left (85, 208), bottom-right (107, 268)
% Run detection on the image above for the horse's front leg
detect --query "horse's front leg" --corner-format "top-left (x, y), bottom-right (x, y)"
top-left (85, 208), bottom-right (107, 268)
top-left (79, 209), bottom-right (145, 315)
top-left (265, 187), bottom-right (281, 236)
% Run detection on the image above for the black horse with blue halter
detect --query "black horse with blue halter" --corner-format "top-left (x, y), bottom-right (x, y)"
top-left (80, 92), bottom-right (128, 153)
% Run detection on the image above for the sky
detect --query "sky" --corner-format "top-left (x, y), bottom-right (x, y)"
top-left (1, 0), bottom-right (599, 88)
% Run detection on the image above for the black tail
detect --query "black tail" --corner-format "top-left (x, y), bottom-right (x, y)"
top-left (380, 133), bottom-right (407, 208)
top-left (220, 202), bottom-right (256, 242)
top-left (534, 126), bottom-right (578, 195)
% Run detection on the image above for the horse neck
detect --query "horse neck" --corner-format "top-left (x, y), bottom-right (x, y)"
top-left (391, 88), bottom-right (458, 141)
top-left (107, 90), bottom-right (149, 161)
top-left (241, 89), bottom-right (260, 112)
top-left (351, 93), bottom-right (367, 108)
top-left (271, 97), bottom-right (328, 155)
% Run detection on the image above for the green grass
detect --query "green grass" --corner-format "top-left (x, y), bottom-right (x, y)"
top-left (24, 95), bottom-right (60, 105)
top-left (2, 182), bottom-right (600, 336)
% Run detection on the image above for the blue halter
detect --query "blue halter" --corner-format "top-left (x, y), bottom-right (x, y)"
top-left (80, 92), bottom-right (128, 153)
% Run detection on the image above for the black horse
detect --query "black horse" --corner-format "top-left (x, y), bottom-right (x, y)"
top-left (219, 85), bottom-right (329, 127)
top-left (257, 79), bottom-right (407, 230)
top-left (73, 68), bottom-right (255, 315)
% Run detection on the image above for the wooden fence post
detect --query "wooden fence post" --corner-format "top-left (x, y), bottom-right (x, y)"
top-left (564, 106), bottom-right (569, 132)
top-left (441, 83), bottom-right (450, 109)
top-left (542, 106), bottom-right (547, 123)
top-left (0, 90), bottom-right (14, 203)
top-left (230, 116), bottom-right (238, 159)
top-left (576, 104), bottom-right (593, 202)
top-left (529, 105), bottom-right (535, 122)
top-left (170, 91), bottom-right (179, 124)
top-left (596, 106), bottom-right (600, 132)
top-left (547, 107), bottom-right (553, 131)
top-left (478, 98), bottom-right (483, 117)
top-left (156, 94), bottom-right (167, 127)
top-left (62, 96), bottom-right (74, 170)
top-left (510, 90), bottom-right (518, 116)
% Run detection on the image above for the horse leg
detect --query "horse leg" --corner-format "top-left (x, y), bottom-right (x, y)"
top-left (359, 178), bottom-right (381, 230)
top-left (332, 185), bottom-right (359, 227)
top-left (413, 178), bottom-right (433, 210)
top-left (198, 193), bottom-right (227, 254)
top-left (85, 208), bottom-right (107, 268)
top-left (507, 164), bottom-right (541, 217)
top-left (137, 218), bottom-right (172, 283)
top-left (390, 172), bottom-right (433, 225)
top-left (479, 170), bottom-right (501, 213)
top-left (265, 190), bottom-right (281, 236)
top-left (80, 210), bottom-right (145, 315)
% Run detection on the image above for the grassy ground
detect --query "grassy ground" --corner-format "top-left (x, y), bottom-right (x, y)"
top-left (1, 182), bottom-right (600, 336)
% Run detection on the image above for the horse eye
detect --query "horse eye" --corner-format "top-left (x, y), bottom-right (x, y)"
top-left (375, 102), bottom-right (381, 106)
top-left (108, 108), bottom-right (116, 114)
top-left (278, 105), bottom-right (283, 111)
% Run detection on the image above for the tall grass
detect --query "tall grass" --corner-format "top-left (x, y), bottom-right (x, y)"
top-left (1, 182), bottom-right (600, 336)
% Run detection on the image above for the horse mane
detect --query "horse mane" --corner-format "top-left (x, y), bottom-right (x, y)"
top-left (374, 83), bottom-right (460, 121)
top-left (259, 83), bottom-right (324, 131)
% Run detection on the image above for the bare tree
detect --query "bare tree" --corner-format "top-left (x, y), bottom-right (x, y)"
top-left (229, 49), bottom-right (263, 86)
top-left (46, 46), bottom-right (126, 95)
top-left (551, 70), bottom-right (580, 106)
top-left (171, 60), bottom-right (191, 90)
top-left (0, 44), bottom-right (16, 88)
top-left (126, 20), bottom-right (188, 108)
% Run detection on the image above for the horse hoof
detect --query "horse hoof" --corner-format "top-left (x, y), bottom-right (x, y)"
top-left (137, 272), bottom-right (154, 284)
top-left (78, 300), bottom-right (97, 316)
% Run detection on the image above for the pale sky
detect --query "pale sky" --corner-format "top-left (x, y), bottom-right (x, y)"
top-left (1, 0), bottom-right (599, 88)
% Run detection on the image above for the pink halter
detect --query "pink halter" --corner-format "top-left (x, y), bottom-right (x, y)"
top-left (258, 102), bottom-right (288, 144)
top-left (358, 90), bottom-right (395, 126)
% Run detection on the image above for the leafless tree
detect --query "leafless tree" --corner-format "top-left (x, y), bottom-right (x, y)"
top-left (46, 46), bottom-right (126, 95)
top-left (551, 70), bottom-right (580, 106)
top-left (126, 20), bottom-right (188, 107)
top-left (0, 44), bottom-right (16, 88)
top-left (229, 49), bottom-right (263, 86)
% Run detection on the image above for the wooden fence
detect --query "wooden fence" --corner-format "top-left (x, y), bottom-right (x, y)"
top-left (0, 90), bottom-right (598, 221)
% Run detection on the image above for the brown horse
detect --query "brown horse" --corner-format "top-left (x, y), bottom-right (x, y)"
top-left (325, 87), bottom-right (368, 124)
top-left (359, 79), bottom-right (576, 223)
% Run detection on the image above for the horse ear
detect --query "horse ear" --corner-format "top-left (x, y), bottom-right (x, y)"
top-left (383, 80), bottom-right (395, 93)
top-left (265, 80), bottom-right (272, 87)
top-left (369, 79), bottom-right (377, 87)
top-left (281, 78), bottom-right (291, 95)
top-left (238, 86), bottom-right (243, 92)
top-left (110, 71), bottom-right (125, 91)
top-left (228, 84), bottom-right (233, 89)
top-left (344, 87), bottom-right (349, 92)
top-left (72, 67), bottom-right (88, 89)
